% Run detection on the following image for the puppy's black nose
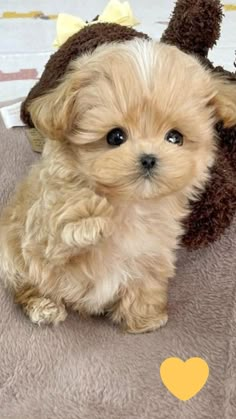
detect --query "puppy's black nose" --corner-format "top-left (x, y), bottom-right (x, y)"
top-left (140, 154), bottom-right (157, 171)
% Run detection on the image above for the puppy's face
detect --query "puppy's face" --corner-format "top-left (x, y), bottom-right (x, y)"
top-left (29, 40), bottom-right (236, 200)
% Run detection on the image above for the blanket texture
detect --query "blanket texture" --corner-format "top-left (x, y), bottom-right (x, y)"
top-left (0, 106), bottom-right (236, 419)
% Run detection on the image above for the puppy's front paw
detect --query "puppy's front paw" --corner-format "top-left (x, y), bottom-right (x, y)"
top-left (62, 215), bottom-right (113, 248)
top-left (23, 297), bottom-right (67, 326)
top-left (61, 196), bottom-right (114, 248)
top-left (86, 195), bottom-right (114, 219)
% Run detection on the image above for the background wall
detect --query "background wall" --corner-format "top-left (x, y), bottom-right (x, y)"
top-left (0, 0), bottom-right (235, 103)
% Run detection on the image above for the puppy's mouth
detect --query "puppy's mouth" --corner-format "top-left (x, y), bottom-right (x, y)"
top-left (142, 171), bottom-right (155, 180)
top-left (91, 153), bottom-right (159, 199)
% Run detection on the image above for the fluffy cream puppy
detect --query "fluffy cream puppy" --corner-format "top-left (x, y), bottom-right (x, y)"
top-left (1, 40), bottom-right (236, 333)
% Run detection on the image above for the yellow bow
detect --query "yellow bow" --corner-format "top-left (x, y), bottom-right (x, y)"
top-left (53, 0), bottom-right (139, 48)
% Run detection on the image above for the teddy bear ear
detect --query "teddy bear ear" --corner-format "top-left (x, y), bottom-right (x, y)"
top-left (161, 0), bottom-right (223, 57)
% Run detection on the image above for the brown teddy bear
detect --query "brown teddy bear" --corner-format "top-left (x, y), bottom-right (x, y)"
top-left (21, 0), bottom-right (236, 249)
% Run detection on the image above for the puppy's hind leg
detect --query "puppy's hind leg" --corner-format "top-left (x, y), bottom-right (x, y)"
top-left (14, 284), bottom-right (67, 325)
top-left (109, 277), bottom-right (168, 334)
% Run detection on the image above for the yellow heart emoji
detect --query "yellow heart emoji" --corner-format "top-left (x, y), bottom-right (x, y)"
top-left (160, 357), bottom-right (209, 401)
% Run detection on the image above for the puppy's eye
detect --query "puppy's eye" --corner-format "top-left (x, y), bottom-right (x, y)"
top-left (165, 130), bottom-right (183, 146)
top-left (106, 128), bottom-right (127, 146)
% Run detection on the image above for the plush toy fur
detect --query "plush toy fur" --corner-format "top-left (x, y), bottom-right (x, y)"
top-left (21, 0), bottom-right (236, 249)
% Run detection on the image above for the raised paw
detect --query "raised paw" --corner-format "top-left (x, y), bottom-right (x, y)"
top-left (46, 194), bottom-right (114, 260)
top-left (83, 195), bottom-right (114, 219)
top-left (62, 215), bottom-right (113, 248)
top-left (61, 195), bottom-right (114, 248)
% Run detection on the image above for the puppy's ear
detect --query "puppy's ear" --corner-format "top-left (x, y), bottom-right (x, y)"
top-left (27, 75), bottom-right (79, 141)
top-left (211, 77), bottom-right (236, 127)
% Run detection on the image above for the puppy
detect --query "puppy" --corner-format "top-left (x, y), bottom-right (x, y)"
top-left (0, 40), bottom-right (236, 333)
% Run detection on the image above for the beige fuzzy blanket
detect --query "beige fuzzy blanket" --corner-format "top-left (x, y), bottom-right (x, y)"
top-left (0, 107), bottom-right (235, 419)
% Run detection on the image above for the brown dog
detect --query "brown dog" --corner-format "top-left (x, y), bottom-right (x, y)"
top-left (1, 40), bottom-right (236, 332)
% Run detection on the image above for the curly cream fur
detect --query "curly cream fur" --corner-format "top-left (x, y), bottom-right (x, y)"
top-left (1, 40), bottom-right (236, 332)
